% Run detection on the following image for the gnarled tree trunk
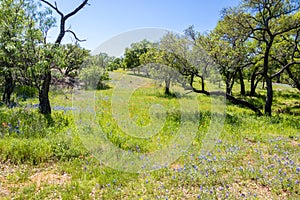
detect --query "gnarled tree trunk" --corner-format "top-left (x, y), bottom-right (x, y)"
top-left (2, 71), bottom-right (14, 106)
top-left (39, 0), bottom-right (89, 115)
top-left (39, 72), bottom-right (51, 114)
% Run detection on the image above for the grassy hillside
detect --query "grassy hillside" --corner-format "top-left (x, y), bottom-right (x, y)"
top-left (0, 71), bottom-right (299, 199)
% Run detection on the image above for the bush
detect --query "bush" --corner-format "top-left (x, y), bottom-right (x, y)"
top-left (0, 107), bottom-right (87, 164)
top-left (0, 108), bottom-right (72, 138)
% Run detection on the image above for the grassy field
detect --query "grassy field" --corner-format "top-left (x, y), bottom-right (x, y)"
top-left (0, 71), bottom-right (299, 199)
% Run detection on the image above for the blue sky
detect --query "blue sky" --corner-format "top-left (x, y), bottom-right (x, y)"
top-left (46, 0), bottom-right (240, 53)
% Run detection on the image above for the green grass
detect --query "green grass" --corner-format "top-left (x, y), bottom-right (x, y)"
top-left (0, 72), bottom-right (299, 199)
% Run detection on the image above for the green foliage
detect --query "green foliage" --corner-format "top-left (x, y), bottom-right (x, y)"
top-left (79, 53), bottom-right (113, 90)
top-left (123, 39), bottom-right (156, 70)
top-left (0, 108), bottom-right (71, 138)
top-left (79, 65), bottom-right (109, 90)
top-left (1, 0), bottom-right (300, 198)
top-left (15, 86), bottom-right (37, 100)
top-left (108, 57), bottom-right (124, 71)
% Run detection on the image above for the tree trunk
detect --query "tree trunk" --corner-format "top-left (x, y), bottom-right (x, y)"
top-left (165, 77), bottom-right (171, 95)
top-left (276, 74), bottom-right (281, 83)
top-left (189, 75), bottom-right (262, 116)
top-left (264, 76), bottom-right (273, 116)
top-left (39, 72), bottom-right (51, 114)
top-left (201, 76), bottom-right (205, 91)
top-left (226, 72), bottom-right (236, 95)
top-left (250, 73), bottom-right (262, 97)
top-left (226, 81), bottom-right (231, 95)
top-left (224, 92), bottom-right (262, 116)
top-left (238, 68), bottom-right (245, 95)
top-left (250, 67), bottom-right (258, 96)
top-left (263, 41), bottom-right (273, 116)
top-left (2, 71), bottom-right (14, 105)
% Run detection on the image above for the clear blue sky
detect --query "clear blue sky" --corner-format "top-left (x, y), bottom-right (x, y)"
top-left (46, 0), bottom-right (240, 52)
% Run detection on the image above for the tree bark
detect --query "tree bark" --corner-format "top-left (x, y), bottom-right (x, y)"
top-left (250, 67), bottom-right (258, 96)
top-left (2, 71), bottom-right (14, 105)
top-left (238, 68), bottom-right (245, 95)
top-left (226, 80), bottom-right (231, 95)
top-left (263, 41), bottom-right (273, 116)
top-left (165, 77), bottom-right (171, 95)
top-left (200, 76), bottom-right (205, 91)
top-left (250, 70), bottom-right (263, 97)
top-left (39, 72), bottom-right (51, 114)
top-left (226, 71), bottom-right (236, 95)
top-left (264, 76), bottom-right (273, 116)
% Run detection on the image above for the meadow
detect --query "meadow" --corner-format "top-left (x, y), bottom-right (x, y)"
top-left (0, 71), bottom-right (299, 199)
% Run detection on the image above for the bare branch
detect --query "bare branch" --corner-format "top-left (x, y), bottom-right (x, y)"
top-left (65, 30), bottom-right (86, 42)
top-left (41, 0), bottom-right (89, 45)
top-left (40, 0), bottom-right (63, 17)
top-left (65, 0), bottom-right (89, 20)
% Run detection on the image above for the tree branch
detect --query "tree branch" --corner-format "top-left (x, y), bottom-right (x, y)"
top-left (40, 0), bottom-right (63, 17)
top-left (41, 0), bottom-right (89, 45)
top-left (65, 0), bottom-right (89, 20)
top-left (271, 61), bottom-right (300, 79)
top-left (187, 74), bottom-right (263, 116)
top-left (65, 30), bottom-right (86, 42)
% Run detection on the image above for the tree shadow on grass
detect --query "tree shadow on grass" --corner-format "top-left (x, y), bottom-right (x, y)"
top-left (226, 93), bottom-right (265, 112)
top-left (274, 90), bottom-right (300, 99)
